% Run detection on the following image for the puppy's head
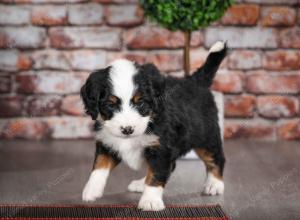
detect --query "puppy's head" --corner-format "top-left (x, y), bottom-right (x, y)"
top-left (81, 59), bottom-right (164, 138)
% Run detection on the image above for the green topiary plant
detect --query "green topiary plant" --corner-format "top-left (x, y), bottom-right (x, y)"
top-left (140, 0), bottom-right (234, 76)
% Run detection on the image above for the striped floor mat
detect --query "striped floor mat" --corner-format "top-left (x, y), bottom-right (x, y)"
top-left (0, 204), bottom-right (229, 219)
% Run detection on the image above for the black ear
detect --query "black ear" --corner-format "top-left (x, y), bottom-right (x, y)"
top-left (80, 68), bottom-right (110, 120)
top-left (140, 63), bottom-right (166, 110)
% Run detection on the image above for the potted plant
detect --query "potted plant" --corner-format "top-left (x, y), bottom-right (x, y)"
top-left (140, 0), bottom-right (233, 76)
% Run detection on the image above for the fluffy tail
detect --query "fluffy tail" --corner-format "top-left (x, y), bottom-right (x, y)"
top-left (189, 41), bottom-right (227, 87)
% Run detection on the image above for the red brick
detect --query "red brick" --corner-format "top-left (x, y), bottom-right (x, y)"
top-left (67, 50), bottom-right (107, 71)
top-left (0, 6), bottom-right (30, 25)
top-left (0, 96), bottom-right (23, 117)
top-left (263, 50), bottom-right (300, 70)
top-left (16, 71), bottom-right (88, 94)
top-left (225, 119), bottom-right (275, 140)
top-left (124, 27), bottom-right (202, 49)
top-left (107, 51), bottom-right (146, 64)
top-left (0, 118), bottom-right (50, 140)
top-left (190, 48), bottom-right (207, 72)
top-left (32, 50), bottom-right (107, 71)
top-left (0, 75), bottom-right (11, 93)
top-left (0, 50), bottom-right (18, 71)
top-left (31, 50), bottom-right (69, 70)
top-left (211, 70), bottom-right (244, 94)
top-left (106, 5), bottom-right (143, 27)
top-left (26, 95), bottom-right (61, 117)
top-left (146, 52), bottom-right (182, 72)
top-left (277, 119), bottom-right (300, 140)
top-left (246, 71), bottom-right (300, 94)
top-left (228, 50), bottom-right (262, 70)
top-left (0, 50), bottom-right (32, 71)
top-left (49, 27), bottom-right (121, 49)
top-left (0, 27), bottom-right (46, 49)
top-left (280, 28), bottom-right (300, 49)
top-left (221, 4), bottom-right (259, 26)
top-left (257, 96), bottom-right (299, 118)
top-left (123, 53), bottom-right (146, 64)
top-left (61, 95), bottom-right (84, 116)
top-left (31, 5), bottom-right (67, 26)
top-left (225, 95), bottom-right (256, 117)
top-left (261, 7), bottom-right (296, 27)
top-left (205, 27), bottom-right (278, 48)
top-left (44, 117), bottom-right (92, 139)
top-left (17, 54), bottom-right (32, 70)
top-left (68, 3), bottom-right (103, 25)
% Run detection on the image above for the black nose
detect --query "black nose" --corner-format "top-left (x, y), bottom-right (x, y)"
top-left (121, 126), bottom-right (134, 135)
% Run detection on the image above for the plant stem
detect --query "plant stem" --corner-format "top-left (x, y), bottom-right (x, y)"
top-left (183, 31), bottom-right (191, 76)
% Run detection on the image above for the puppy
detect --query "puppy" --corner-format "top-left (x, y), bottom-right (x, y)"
top-left (80, 41), bottom-right (227, 211)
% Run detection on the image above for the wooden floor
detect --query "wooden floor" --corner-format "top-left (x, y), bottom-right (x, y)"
top-left (0, 140), bottom-right (299, 220)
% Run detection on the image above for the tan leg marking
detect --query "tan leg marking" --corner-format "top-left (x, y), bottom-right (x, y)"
top-left (194, 148), bottom-right (222, 180)
top-left (93, 154), bottom-right (119, 170)
top-left (145, 166), bottom-right (165, 187)
top-left (138, 164), bottom-right (165, 211)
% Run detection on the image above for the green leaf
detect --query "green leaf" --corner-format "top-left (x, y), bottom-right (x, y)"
top-left (140, 0), bottom-right (234, 32)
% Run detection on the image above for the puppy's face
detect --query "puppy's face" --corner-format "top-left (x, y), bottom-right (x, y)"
top-left (81, 59), bottom-right (163, 138)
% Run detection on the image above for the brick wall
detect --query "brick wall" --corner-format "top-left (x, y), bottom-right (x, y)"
top-left (0, 0), bottom-right (300, 140)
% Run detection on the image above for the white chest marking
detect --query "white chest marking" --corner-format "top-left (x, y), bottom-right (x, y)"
top-left (96, 129), bottom-right (159, 170)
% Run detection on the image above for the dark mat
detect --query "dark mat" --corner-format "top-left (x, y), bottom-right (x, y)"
top-left (0, 204), bottom-right (229, 219)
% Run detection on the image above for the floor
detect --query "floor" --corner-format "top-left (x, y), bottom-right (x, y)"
top-left (0, 140), bottom-right (299, 220)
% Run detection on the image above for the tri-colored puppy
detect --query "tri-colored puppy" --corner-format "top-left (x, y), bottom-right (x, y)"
top-left (80, 41), bottom-right (227, 211)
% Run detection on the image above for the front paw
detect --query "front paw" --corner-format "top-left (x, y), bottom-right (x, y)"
top-left (138, 185), bottom-right (165, 211)
top-left (82, 170), bottom-right (109, 202)
top-left (82, 180), bottom-right (104, 202)
top-left (138, 195), bottom-right (165, 211)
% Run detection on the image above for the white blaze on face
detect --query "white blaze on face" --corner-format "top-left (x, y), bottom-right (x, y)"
top-left (104, 59), bottom-right (150, 138)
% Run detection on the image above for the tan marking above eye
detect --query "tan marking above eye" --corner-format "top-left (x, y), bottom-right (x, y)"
top-left (108, 95), bottom-right (118, 104)
top-left (132, 92), bottom-right (142, 104)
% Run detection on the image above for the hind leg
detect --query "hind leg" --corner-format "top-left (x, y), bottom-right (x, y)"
top-left (194, 144), bottom-right (225, 195)
top-left (128, 162), bottom-right (176, 193)
top-left (128, 176), bottom-right (145, 193)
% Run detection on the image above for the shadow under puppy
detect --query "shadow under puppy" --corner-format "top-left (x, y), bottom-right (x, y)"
top-left (80, 41), bottom-right (227, 211)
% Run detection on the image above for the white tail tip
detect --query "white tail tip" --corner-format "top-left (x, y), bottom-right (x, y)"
top-left (209, 41), bottom-right (225, 53)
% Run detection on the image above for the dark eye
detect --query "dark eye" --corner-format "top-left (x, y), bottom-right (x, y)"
top-left (106, 102), bottom-right (116, 111)
top-left (136, 99), bottom-right (144, 108)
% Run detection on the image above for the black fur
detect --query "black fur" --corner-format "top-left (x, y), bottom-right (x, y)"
top-left (95, 141), bottom-right (121, 166)
top-left (189, 43), bottom-right (227, 87)
top-left (80, 67), bottom-right (111, 120)
top-left (81, 44), bottom-right (227, 188)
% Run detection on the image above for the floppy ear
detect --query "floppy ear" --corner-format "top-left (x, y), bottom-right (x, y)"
top-left (140, 63), bottom-right (166, 110)
top-left (80, 68), bottom-right (109, 120)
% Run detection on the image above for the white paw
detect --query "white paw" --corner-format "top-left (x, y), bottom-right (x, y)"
top-left (202, 173), bottom-right (224, 196)
top-left (82, 180), bottom-right (103, 202)
top-left (138, 196), bottom-right (165, 211)
top-left (128, 177), bottom-right (145, 193)
top-left (82, 169), bottom-right (109, 202)
top-left (138, 185), bottom-right (165, 211)
top-left (209, 41), bottom-right (225, 53)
